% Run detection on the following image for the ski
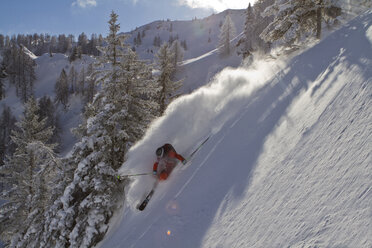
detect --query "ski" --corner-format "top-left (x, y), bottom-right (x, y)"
top-left (137, 189), bottom-right (154, 211)
top-left (137, 181), bottom-right (158, 211)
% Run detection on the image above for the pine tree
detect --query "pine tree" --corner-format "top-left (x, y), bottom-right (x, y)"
top-left (69, 46), bottom-right (78, 62)
top-left (242, 3), bottom-right (255, 57)
top-left (84, 63), bottom-right (96, 104)
top-left (218, 14), bottom-right (236, 57)
top-left (0, 34), bottom-right (4, 49)
top-left (50, 36), bottom-right (57, 54)
top-left (181, 39), bottom-right (188, 50)
top-left (0, 80), bottom-right (3, 100)
top-left (251, 0), bottom-right (275, 53)
top-left (0, 63), bottom-right (5, 99)
top-left (4, 45), bottom-right (36, 102)
top-left (78, 66), bottom-right (86, 95)
top-left (54, 69), bottom-right (69, 109)
top-left (170, 39), bottom-right (184, 71)
top-left (156, 42), bottom-right (182, 115)
top-left (88, 34), bottom-right (99, 56)
top-left (38, 11), bottom-right (158, 248)
top-left (136, 32), bottom-right (142, 45)
top-left (0, 106), bottom-right (16, 166)
top-left (20, 45), bottom-right (36, 103)
top-left (68, 66), bottom-right (78, 94)
top-left (153, 35), bottom-right (161, 47)
top-left (0, 97), bottom-right (56, 246)
top-left (38, 96), bottom-right (61, 150)
top-left (119, 48), bottom-right (159, 144)
top-left (260, 0), bottom-right (341, 45)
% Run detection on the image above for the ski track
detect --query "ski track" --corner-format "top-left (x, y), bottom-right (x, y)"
top-left (130, 215), bottom-right (162, 248)
top-left (180, 32), bottom-right (244, 66)
top-left (101, 10), bottom-right (372, 248)
top-left (175, 134), bottom-right (223, 198)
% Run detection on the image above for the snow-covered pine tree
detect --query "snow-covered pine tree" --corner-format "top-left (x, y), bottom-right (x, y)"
top-left (0, 97), bottom-right (56, 246)
top-left (3, 45), bottom-right (36, 102)
top-left (69, 46), bottom-right (78, 62)
top-left (170, 39), bottom-right (184, 71)
top-left (0, 75), bottom-right (4, 100)
top-left (38, 11), bottom-right (158, 248)
top-left (260, 0), bottom-right (341, 45)
top-left (38, 95), bottom-right (62, 150)
top-left (218, 14), bottom-right (237, 57)
top-left (156, 42), bottom-right (182, 115)
top-left (0, 52), bottom-right (5, 99)
top-left (68, 65), bottom-right (78, 94)
top-left (0, 106), bottom-right (16, 166)
top-left (54, 69), bottom-right (69, 109)
top-left (251, 0), bottom-right (275, 52)
top-left (0, 34), bottom-right (4, 49)
top-left (84, 63), bottom-right (96, 105)
top-left (340, 0), bottom-right (371, 16)
top-left (78, 66), bottom-right (86, 95)
top-left (18, 45), bottom-right (36, 103)
top-left (119, 48), bottom-right (159, 146)
top-left (239, 3), bottom-right (255, 58)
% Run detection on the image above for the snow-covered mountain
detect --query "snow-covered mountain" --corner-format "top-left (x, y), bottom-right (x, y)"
top-left (126, 9), bottom-right (245, 93)
top-left (0, 9), bottom-right (245, 155)
top-left (126, 9), bottom-right (245, 61)
top-left (100, 10), bottom-right (372, 248)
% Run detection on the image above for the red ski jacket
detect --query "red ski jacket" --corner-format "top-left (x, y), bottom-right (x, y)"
top-left (153, 144), bottom-right (185, 180)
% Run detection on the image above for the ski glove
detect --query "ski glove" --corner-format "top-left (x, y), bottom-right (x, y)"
top-left (153, 171), bottom-right (157, 175)
top-left (182, 159), bottom-right (187, 165)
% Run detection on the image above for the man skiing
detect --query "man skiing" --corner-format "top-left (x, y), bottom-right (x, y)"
top-left (153, 144), bottom-right (186, 180)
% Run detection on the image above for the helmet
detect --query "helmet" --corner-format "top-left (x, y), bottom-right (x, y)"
top-left (156, 147), bottom-right (164, 158)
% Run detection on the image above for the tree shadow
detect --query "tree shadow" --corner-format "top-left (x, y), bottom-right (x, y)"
top-left (101, 12), bottom-right (372, 248)
top-left (166, 13), bottom-right (372, 248)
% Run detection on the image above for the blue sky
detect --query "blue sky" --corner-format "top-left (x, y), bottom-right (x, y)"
top-left (0, 0), bottom-right (253, 37)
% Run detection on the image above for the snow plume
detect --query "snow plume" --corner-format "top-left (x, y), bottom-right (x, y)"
top-left (118, 56), bottom-right (287, 210)
top-left (72, 0), bottom-right (97, 8)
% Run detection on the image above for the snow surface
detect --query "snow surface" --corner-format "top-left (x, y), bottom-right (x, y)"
top-left (100, 11), bottom-right (372, 248)
top-left (127, 9), bottom-right (245, 61)
top-left (21, 46), bottom-right (38, 60)
top-left (34, 54), bottom-right (95, 154)
top-left (126, 9), bottom-right (246, 94)
top-left (0, 53), bottom-right (95, 155)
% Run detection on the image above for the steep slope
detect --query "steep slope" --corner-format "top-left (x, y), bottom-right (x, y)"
top-left (126, 9), bottom-right (245, 61)
top-left (0, 53), bottom-right (95, 154)
top-left (126, 9), bottom-right (245, 93)
top-left (101, 10), bottom-right (372, 248)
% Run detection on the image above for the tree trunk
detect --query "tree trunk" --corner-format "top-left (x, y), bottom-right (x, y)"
top-left (316, 0), bottom-right (323, 39)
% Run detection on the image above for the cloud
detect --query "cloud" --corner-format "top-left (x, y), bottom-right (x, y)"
top-left (178, 0), bottom-right (253, 12)
top-left (72, 0), bottom-right (97, 8)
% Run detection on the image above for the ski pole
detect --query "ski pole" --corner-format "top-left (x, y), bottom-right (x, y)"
top-left (186, 135), bottom-right (211, 161)
top-left (117, 172), bottom-right (152, 180)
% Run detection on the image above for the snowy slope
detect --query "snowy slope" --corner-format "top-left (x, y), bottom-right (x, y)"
top-left (127, 9), bottom-right (245, 61)
top-left (34, 54), bottom-right (96, 154)
top-left (127, 9), bottom-right (245, 93)
top-left (0, 53), bottom-right (95, 154)
top-left (1, 9), bottom-right (245, 155)
top-left (100, 10), bottom-right (372, 248)
top-left (177, 30), bottom-right (243, 93)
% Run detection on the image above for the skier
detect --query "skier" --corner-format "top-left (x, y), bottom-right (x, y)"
top-left (153, 144), bottom-right (186, 180)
